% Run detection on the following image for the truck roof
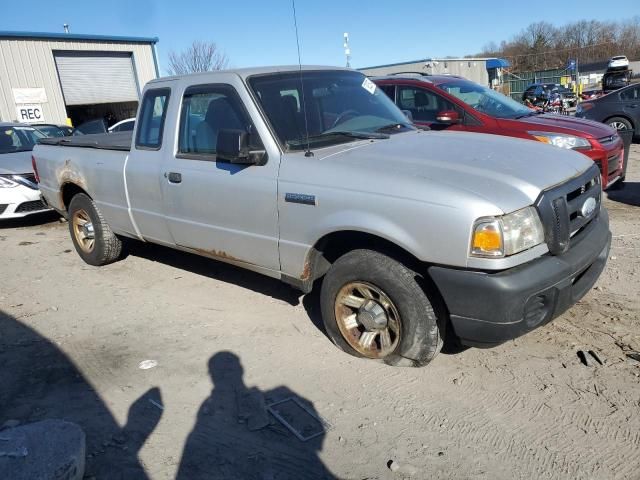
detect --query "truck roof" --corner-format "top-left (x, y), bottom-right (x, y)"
top-left (149, 65), bottom-right (352, 84)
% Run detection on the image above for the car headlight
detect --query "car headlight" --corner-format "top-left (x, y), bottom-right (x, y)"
top-left (0, 176), bottom-right (18, 188)
top-left (528, 131), bottom-right (591, 150)
top-left (471, 206), bottom-right (545, 258)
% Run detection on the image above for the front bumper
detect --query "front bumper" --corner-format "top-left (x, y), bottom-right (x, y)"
top-left (0, 185), bottom-right (50, 219)
top-left (584, 145), bottom-right (624, 189)
top-left (429, 209), bottom-right (611, 347)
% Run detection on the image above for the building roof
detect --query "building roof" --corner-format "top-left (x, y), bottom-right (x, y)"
top-left (0, 31), bottom-right (158, 44)
top-left (360, 57), bottom-right (510, 70)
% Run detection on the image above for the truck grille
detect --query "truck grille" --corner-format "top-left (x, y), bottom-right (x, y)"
top-left (535, 165), bottom-right (601, 255)
top-left (15, 200), bottom-right (48, 213)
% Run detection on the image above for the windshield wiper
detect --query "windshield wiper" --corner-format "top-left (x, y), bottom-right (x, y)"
top-left (515, 111), bottom-right (543, 119)
top-left (375, 123), bottom-right (413, 133)
top-left (311, 130), bottom-right (390, 140)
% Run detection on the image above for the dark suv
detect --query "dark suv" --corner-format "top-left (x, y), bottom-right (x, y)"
top-left (576, 83), bottom-right (639, 134)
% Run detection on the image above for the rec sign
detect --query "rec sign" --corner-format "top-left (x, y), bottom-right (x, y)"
top-left (15, 104), bottom-right (44, 123)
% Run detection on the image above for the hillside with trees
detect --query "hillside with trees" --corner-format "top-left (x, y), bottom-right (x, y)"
top-left (476, 17), bottom-right (640, 72)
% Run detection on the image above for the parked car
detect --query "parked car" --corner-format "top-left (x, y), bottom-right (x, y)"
top-left (34, 66), bottom-right (610, 367)
top-left (32, 123), bottom-right (74, 137)
top-left (373, 73), bottom-right (625, 188)
top-left (608, 55), bottom-right (629, 70)
top-left (602, 69), bottom-right (632, 93)
top-left (0, 123), bottom-right (50, 219)
top-left (108, 118), bottom-right (135, 133)
top-left (576, 83), bottom-right (640, 135)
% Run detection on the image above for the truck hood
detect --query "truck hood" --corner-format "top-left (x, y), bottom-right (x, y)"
top-left (499, 113), bottom-right (615, 138)
top-left (317, 130), bottom-right (593, 213)
top-left (0, 150), bottom-right (33, 175)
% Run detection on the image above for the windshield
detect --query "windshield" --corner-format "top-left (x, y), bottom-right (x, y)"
top-left (249, 70), bottom-right (413, 150)
top-left (34, 125), bottom-right (65, 137)
top-left (439, 80), bottom-right (533, 119)
top-left (0, 126), bottom-right (44, 154)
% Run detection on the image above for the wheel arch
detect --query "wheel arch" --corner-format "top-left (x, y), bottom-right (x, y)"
top-left (61, 183), bottom-right (91, 211)
top-left (290, 229), bottom-right (428, 293)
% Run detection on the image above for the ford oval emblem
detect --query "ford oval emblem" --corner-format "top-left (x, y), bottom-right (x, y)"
top-left (581, 197), bottom-right (597, 218)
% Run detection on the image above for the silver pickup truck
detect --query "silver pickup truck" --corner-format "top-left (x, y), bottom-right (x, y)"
top-left (34, 66), bottom-right (611, 367)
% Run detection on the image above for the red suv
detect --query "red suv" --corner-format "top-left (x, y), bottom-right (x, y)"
top-left (373, 73), bottom-right (625, 189)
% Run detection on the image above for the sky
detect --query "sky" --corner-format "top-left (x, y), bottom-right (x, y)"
top-left (1, 0), bottom-right (638, 74)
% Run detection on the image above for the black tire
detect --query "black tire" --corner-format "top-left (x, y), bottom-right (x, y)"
top-left (606, 116), bottom-right (633, 132)
top-left (320, 249), bottom-right (444, 367)
top-left (68, 193), bottom-right (123, 266)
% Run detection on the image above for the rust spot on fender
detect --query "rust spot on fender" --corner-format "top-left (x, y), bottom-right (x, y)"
top-left (300, 258), bottom-right (312, 281)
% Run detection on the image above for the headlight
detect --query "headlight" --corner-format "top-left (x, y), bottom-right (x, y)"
top-left (0, 176), bottom-right (18, 188)
top-left (471, 206), bottom-right (545, 258)
top-left (528, 131), bottom-right (591, 150)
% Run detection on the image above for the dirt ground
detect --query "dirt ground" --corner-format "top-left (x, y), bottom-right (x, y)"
top-left (1, 146), bottom-right (640, 480)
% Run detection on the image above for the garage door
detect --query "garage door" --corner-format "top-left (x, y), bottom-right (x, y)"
top-left (54, 51), bottom-right (139, 106)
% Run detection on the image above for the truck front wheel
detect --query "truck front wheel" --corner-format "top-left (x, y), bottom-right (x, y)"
top-left (68, 193), bottom-right (123, 266)
top-left (320, 249), bottom-right (444, 367)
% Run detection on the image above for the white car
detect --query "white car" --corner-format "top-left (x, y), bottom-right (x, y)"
top-left (0, 123), bottom-right (50, 219)
top-left (108, 118), bottom-right (135, 133)
top-left (608, 56), bottom-right (629, 69)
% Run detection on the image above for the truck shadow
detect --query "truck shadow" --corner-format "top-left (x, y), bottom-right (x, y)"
top-left (0, 309), bottom-right (161, 479)
top-left (125, 240), bottom-right (302, 306)
top-left (606, 182), bottom-right (640, 207)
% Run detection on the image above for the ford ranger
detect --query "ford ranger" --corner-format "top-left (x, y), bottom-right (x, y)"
top-left (33, 66), bottom-right (611, 367)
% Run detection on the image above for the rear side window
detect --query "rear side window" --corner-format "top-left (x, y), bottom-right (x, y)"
top-left (620, 86), bottom-right (640, 101)
top-left (136, 88), bottom-right (170, 150)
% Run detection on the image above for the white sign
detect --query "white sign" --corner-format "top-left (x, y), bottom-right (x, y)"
top-left (13, 88), bottom-right (48, 104)
top-left (15, 104), bottom-right (45, 123)
top-left (361, 77), bottom-right (377, 95)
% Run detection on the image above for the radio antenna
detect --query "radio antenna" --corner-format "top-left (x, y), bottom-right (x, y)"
top-left (291, 0), bottom-right (313, 157)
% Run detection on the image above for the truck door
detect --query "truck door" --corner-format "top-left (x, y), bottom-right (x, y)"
top-left (126, 87), bottom-right (175, 245)
top-left (160, 82), bottom-right (280, 271)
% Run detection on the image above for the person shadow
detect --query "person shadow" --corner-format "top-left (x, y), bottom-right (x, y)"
top-left (176, 352), bottom-right (335, 480)
top-left (0, 309), bottom-right (162, 479)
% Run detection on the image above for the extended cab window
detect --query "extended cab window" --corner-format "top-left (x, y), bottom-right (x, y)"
top-left (136, 88), bottom-right (170, 150)
top-left (178, 85), bottom-right (256, 157)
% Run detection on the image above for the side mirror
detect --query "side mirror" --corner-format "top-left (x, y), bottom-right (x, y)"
top-left (401, 109), bottom-right (414, 122)
top-left (216, 129), bottom-right (266, 165)
top-left (435, 110), bottom-right (461, 124)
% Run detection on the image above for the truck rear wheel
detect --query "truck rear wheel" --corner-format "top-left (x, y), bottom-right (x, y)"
top-left (320, 249), bottom-right (444, 367)
top-left (68, 193), bottom-right (123, 266)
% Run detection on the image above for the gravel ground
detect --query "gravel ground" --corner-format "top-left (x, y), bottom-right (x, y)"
top-left (1, 145), bottom-right (639, 480)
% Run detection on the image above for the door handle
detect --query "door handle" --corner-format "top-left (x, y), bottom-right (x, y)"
top-left (165, 172), bottom-right (182, 184)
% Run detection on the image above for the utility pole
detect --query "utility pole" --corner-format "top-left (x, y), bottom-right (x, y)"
top-left (343, 33), bottom-right (351, 68)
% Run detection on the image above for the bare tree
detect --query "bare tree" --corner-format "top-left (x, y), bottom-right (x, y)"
top-left (166, 41), bottom-right (229, 76)
top-left (475, 16), bottom-right (640, 72)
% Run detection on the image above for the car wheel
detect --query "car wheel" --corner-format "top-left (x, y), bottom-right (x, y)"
top-left (68, 193), bottom-right (123, 266)
top-left (607, 116), bottom-right (633, 132)
top-left (320, 249), bottom-right (444, 367)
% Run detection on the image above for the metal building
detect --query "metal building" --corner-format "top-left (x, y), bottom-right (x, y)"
top-left (0, 31), bottom-right (159, 127)
top-left (360, 57), bottom-right (510, 87)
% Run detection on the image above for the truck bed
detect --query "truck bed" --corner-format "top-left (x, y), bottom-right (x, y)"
top-left (38, 132), bottom-right (131, 151)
